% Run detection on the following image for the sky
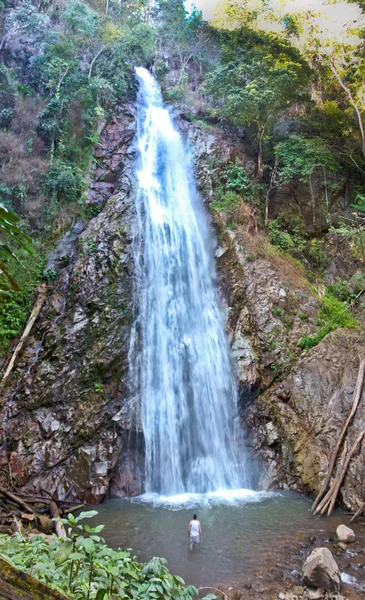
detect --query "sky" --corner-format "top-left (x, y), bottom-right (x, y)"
top-left (186, 0), bottom-right (364, 21)
top-left (185, 0), bottom-right (219, 20)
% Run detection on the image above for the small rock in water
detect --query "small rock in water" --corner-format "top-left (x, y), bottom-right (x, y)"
top-left (336, 524), bottom-right (355, 544)
top-left (303, 547), bottom-right (340, 593)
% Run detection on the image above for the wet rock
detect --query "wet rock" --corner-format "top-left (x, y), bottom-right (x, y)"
top-left (336, 524), bottom-right (355, 544)
top-left (265, 422), bottom-right (279, 446)
top-left (303, 548), bottom-right (340, 593)
top-left (0, 105), bottom-right (140, 503)
top-left (247, 329), bottom-right (365, 509)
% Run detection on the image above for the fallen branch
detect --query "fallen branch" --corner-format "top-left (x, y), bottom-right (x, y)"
top-left (0, 485), bottom-right (35, 515)
top-left (327, 431), bottom-right (365, 516)
top-left (349, 501), bottom-right (365, 525)
top-left (49, 501), bottom-right (66, 539)
top-left (314, 442), bottom-right (348, 516)
top-left (198, 587), bottom-right (232, 600)
top-left (63, 504), bottom-right (85, 515)
top-left (312, 357), bottom-right (365, 512)
top-left (0, 283), bottom-right (47, 387)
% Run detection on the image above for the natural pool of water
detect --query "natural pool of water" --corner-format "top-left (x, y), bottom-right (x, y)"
top-left (91, 489), bottom-right (359, 590)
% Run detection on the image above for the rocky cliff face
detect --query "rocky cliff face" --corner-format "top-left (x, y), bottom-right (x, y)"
top-left (0, 104), bottom-right (143, 503)
top-left (1, 97), bottom-right (364, 510)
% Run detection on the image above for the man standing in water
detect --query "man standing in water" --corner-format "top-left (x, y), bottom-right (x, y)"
top-left (188, 514), bottom-right (202, 551)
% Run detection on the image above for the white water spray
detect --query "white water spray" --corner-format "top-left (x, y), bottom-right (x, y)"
top-left (132, 67), bottom-right (250, 496)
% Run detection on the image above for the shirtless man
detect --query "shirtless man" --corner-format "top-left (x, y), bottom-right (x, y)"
top-left (188, 514), bottom-right (202, 551)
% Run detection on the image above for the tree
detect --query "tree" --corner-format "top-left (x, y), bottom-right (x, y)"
top-left (217, 1), bottom-right (365, 160)
top-left (275, 135), bottom-right (339, 225)
top-left (206, 38), bottom-right (309, 180)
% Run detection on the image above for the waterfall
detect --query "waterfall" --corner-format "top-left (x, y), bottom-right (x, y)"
top-left (132, 67), bottom-right (249, 496)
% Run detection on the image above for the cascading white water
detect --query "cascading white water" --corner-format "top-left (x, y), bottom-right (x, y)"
top-left (133, 67), bottom-right (250, 496)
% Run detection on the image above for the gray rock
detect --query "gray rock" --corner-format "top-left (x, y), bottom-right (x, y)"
top-left (336, 524), bottom-right (355, 544)
top-left (303, 548), bottom-right (340, 593)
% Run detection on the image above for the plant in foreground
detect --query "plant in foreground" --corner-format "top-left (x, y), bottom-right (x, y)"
top-left (0, 511), bottom-right (212, 600)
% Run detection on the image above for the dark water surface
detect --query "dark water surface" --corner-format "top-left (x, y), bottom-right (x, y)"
top-left (92, 490), bottom-right (353, 589)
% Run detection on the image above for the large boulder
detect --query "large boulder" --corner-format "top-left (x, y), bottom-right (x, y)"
top-left (303, 548), bottom-right (340, 593)
top-left (336, 524), bottom-right (355, 544)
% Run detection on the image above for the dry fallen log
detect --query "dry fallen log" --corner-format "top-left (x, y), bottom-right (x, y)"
top-left (63, 504), bottom-right (85, 516)
top-left (0, 557), bottom-right (71, 600)
top-left (312, 357), bottom-right (365, 512)
top-left (327, 431), bottom-right (365, 516)
top-left (49, 501), bottom-right (66, 539)
top-left (349, 501), bottom-right (365, 525)
top-left (314, 442), bottom-right (348, 516)
top-left (0, 283), bottom-right (47, 387)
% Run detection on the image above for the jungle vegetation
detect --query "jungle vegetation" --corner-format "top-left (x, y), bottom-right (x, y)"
top-left (0, 0), bottom-right (365, 351)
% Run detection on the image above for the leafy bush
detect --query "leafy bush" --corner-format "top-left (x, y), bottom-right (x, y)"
top-left (44, 160), bottom-right (84, 206)
top-left (221, 163), bottom-right (250, 195)
top-left (0, 511), bottom-right (203, 600)
top-left (307, 239), bottom-right (330, 270)
top-left (327, 272), bottom-right (365, 302)
top-left (330, 222), bottom-right (365, 264)
top-left (211, 191), bottom-right (241, 217)
top-left (0, 243), bottom-right (44, 356)
top-left (268, 216), bottom-right (306, 253)
top-left (298, 291), bottom-right (357, 350)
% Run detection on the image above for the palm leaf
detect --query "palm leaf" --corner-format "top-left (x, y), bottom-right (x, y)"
top-left (0, 262), bottom-right (21, 291)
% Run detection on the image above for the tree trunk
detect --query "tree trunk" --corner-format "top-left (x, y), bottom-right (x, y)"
top-left (0, 557), bottom-right (71, 599)
top-left (330, 57), bottom-right (365, 160)
top-left (309, 173), bottom-right (315, 226)
top-left (257, 124), bottom-right (264, 181)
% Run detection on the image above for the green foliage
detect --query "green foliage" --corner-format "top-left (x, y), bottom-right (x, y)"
top-left (206, 37), bottom-right (310, 177)
top-left (220, 163), bottom-right (250, 194)
top-left (272, 305), bottom-right (283, 317)
top-left (0, 511), bottom-right (200, 600)
top-left (330, 222), bottom-right (365, 264)
top-left (43, 268), bottom-right (57, 283)
top-left (275, 136), bottom-right (338, 184)
top-left (307, 240), bottom-right (330, 270)
top-left (87, 237), bottom-right (96, 254)
top-left (298, 291), bottom-right (357, 350)
top-left (211, 191), bottom-right (241, 216)
top-left (0, 203), bottom-right (33, 290)
top-left (327, 271), bottom-right (365, 302)
top-left (45, 161), bottom-right (84, 206)
top-left (85, 204), bottom-right (102, 219)
top-left (93, 382), bottom-right (102, 392)
top-left (0, 243), bottom-right (44, 356)
top-left (268, 216), bottom-right (306, 253)
top-left (351, 192), bottom-right (365, 213)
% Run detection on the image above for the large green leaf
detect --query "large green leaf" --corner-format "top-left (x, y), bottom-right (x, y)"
top-left (77, 510), bottom-right (99, 521)
top-left (0, 203), bottom-right (20, 223)
top-left (54, 540), bottom-right (73, 566)
top-left (0, 262), bottom-right (21, 291)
